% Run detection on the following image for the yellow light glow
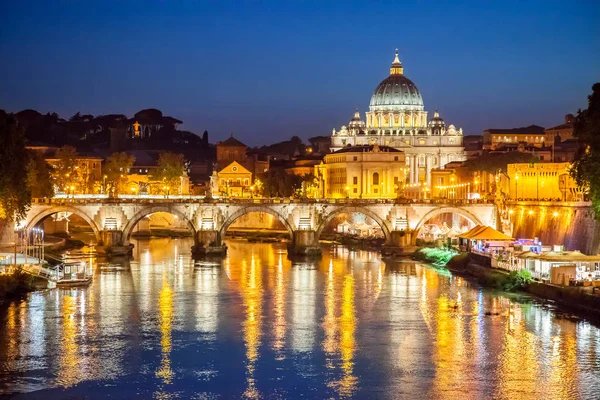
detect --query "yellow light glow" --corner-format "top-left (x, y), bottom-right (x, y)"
top-left (509, 209), bottom-right (514, 215)
top-left (528, 210), bottom-right (534, 215)
top-left (553, 212), bottom-right (559, 217)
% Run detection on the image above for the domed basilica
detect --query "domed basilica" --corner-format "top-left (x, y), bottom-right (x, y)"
top-left (330, 51), bottom-right (466, 187)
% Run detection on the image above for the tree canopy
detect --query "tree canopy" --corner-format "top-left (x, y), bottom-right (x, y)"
top-left (0, 111), bottom-right (31, 221)
top-left (104, 152), bottom-right (135, 195)
top-left (26, 150), bottom-right (54, 199)
top-left (463, 151), bottom-right (539, 174)
top-left (150, 152), bottom-right (186, 194)
top-left (571, 83), bottom-right (600, 217)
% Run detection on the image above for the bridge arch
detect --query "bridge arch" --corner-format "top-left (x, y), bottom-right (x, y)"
top-left (121, 206), bottom-right (197, 243)
top-left (413, 206), bottom-right (484, 240)
top-left (219, 205), bottom-right (294, 242)
top-left (26, 205), bottom-right (102, 244)
top-left (316, 206), bottom-right (392, 242)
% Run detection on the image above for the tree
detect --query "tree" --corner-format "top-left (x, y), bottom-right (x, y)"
top-left (0, 110), bottom-right (31, 221)
top-left (202, 130), bottom-right (209, 148)
top-left (571, 83), bottom-right (600, 217)
top-left (463, 151), bottom-right (539, 174)
top-left (104, 152), bottom-right (135, 195)
top-left (150, 152), bottom-right (186, 195)
top-left (259, 168), bottom-right (303, 197)
top-left (26, 150), bottom-right (54, 198)
top-left (51, 146), bottom-right (79, 193)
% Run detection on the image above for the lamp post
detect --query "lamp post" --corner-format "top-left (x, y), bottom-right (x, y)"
top-left (103, 175), bottom-right (107, 194)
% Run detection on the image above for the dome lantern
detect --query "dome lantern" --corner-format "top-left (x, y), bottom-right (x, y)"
top-left (390, 49), bottom-right (403, 75)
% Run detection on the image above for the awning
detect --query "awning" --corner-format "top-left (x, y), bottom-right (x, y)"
top-left (467, 226), bottom-right (514, 241)
top-left (516, 250), bottom-right (600, 262)
top-left (458, 225), bottom-right (485, 239)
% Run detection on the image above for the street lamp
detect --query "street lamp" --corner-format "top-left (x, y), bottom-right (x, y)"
top-left (250, 185), bottom-right (254, 199)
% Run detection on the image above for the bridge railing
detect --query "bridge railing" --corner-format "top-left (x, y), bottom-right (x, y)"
top-left (31, 197), bottom-right (496, 206)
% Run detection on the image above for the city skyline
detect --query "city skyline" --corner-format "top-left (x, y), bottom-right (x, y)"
top-left (1, 1), bottom-right (599, 146)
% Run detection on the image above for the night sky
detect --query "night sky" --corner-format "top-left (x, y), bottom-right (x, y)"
top-left (1, 1), bottom-right (599, 146)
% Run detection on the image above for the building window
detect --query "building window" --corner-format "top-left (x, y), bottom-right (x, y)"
top-left (449, 138), bottom-right (454, 144)
top-left (353, 156), bottom-right (358, 161)
top-left (353, 176), bottom-right (358, 184)
top-left (540, 156), bottom-right (544, 161)
top-left (232, 166), bottom-right (238, 172)
top-left (374, 188), bottom-right (378, 193)
top-left (394, 177), bottom-right (398, 184)
top-left (220, 179), bottom-right (225, 185)
top-left (353, 188), bottom-right (358, 193)
top-left (394, 156), bottom-right (398, 161)
top-left (244, 178), bottom-right (249, 185)
top-left (372, 172), bottom-right (379, 185)
top-left (419, 140), bottom-right (425, 145)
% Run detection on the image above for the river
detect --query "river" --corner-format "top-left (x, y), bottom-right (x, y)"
top-left (1, 238), bottom-right (599, 399)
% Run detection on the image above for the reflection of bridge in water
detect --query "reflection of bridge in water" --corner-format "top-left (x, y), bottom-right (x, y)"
top-left (15, 198), bottom-right (499, 256)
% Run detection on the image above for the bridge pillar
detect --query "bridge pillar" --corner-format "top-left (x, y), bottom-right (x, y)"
top-left (192, 230), bottom-right (227, 257)
top-left (287, 230), bottom-right (321, 258)
top-left (102, 230), bottom-right (132, 257)
top-left (381, 230), bottom-right (414, 257)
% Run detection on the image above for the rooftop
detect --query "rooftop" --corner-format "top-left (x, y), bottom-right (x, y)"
top-left (218, 136), bottom-right (247, 147)
top-left (485, 125), bottom-right (546, 135)
top-left (333, 145), bottom-right (403, 154)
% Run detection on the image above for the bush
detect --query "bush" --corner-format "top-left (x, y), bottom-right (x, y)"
top-left (0, 270), bottom-right (34, 299)
top-left (503, 269), bottom-right (533, 292)
top-left (415, 247), bottom-right (457, 266)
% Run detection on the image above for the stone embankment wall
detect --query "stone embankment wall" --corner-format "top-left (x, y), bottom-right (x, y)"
top-left (454, 255), bottom-right (600, 319)
top-left (526, 281), bottom-right (600, 317)
top-left (510, 203), bottom-right (600, 254)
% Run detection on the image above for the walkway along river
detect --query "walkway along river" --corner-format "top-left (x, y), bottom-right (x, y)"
top-left (1, 238), bottom-right (599, 399)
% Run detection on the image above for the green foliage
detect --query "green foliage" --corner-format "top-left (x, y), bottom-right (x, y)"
top-left (571, 83), bottom-right (600, 217)
top-left (104, 152), bottom-right (135, 195)
top-left (51, 145), bottom-right (79, 192)
top-left (26, 150), bottom-right (54, 198)
top-left (0, 111), bottom-right (31, 220)
top-left (503, 269), bottom-right (533, 292)
top-left (463, 151), bottom-right (539, 174)
top-left (150, 152), bottom-right (186, 194)
top-left (0, 270), bottom-right (34, 299)
top-left (415, 247), bottom-right (458, 266)
top-left (259, 168), bottom-right (303, 197)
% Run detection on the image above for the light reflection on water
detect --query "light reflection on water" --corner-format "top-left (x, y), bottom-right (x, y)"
top-left (0, 237), bottom-right (599, 399)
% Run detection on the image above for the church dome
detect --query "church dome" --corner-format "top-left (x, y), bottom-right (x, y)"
top-left (348, 110), bottom-right (366, 130)
top-left (369, 51), bottom-right (424, 112)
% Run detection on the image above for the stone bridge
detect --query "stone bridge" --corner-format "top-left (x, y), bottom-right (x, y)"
top-left (17, 198), bottom-right (499, 256)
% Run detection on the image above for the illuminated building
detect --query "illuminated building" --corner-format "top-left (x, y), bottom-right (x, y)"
top-left (507, 162), bottom-right (584, 201)
top-left (216, 161), bottom-right (253, 197)
top-left (315, 144), bottom-right (407, 199)
top-left (330, 50), bottom-right (466, 188)
top-left (483, 125), bottom-right (547, 150)
top-left (215, 136), bottom-right (269, 182)
top-left (545, 114), bottom-right (575, 144)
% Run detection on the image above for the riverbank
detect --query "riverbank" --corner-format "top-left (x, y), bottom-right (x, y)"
top-left (0, 270), bottom-right (46, 302)
top-left (442, 252), bottom-right (600, 320)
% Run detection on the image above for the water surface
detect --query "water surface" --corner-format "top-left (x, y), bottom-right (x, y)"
top-left (1, 238), bottom-right (599, 399)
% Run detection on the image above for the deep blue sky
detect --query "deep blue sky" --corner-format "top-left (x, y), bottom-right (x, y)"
top-left (1, 1), bottom-right (599, 146)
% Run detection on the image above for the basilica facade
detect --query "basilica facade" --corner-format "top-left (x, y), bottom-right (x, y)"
top-left (330, 51), bottom-right (466, 187)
